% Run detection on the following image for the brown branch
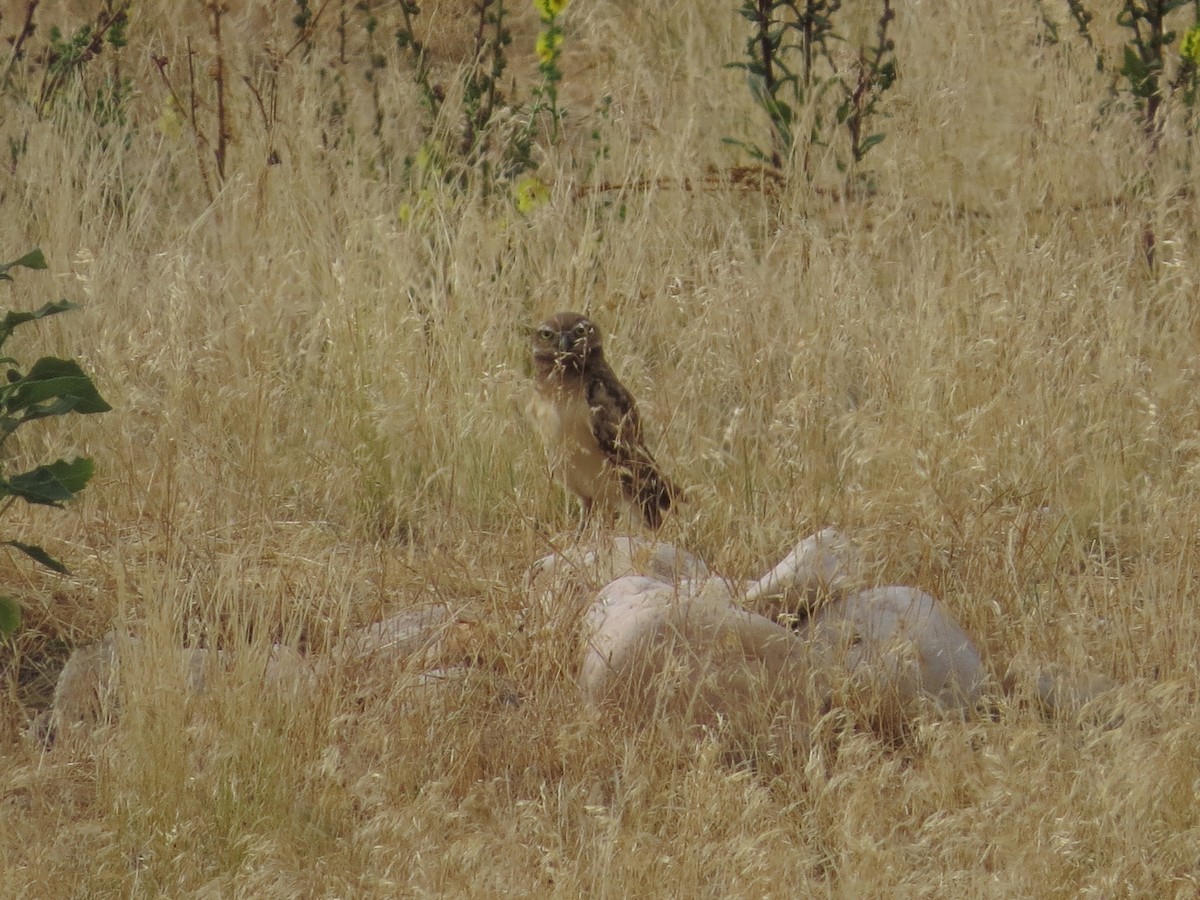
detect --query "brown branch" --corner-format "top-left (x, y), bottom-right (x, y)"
top-left (571, 167), bottom-right (1193, 225)
top-left (242, 74), bottom-right (281, 166)
top-left (210, 2), bottom-right (228, 182)
top-left (573, 166), bottom-right (786, 199)
top-left (283, 0), bottom-right (336, 60)
top-left (152, 50), bottom-right (215, 202)
top-left (0, 0), bottom-right (39, 92)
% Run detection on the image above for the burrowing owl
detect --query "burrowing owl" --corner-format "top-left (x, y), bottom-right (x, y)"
top-left (529, 312), bottom-right (678, 529)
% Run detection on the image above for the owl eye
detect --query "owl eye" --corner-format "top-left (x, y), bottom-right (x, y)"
top-left (537, 327), bottom-right (555, 340)
top-left (572, 323), bottom-right (588, 337)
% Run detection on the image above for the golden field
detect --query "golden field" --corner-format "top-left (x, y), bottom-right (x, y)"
top-left (2, 0), bottom-right (1200, 894)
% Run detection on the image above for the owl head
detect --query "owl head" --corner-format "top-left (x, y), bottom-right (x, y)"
top-left (531, 312), bottom-right (603, 372)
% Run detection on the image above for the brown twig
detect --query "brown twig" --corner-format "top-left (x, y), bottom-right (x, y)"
top-left (284, 0), bottom-right (336, 60)
top-left (573, 166), bottom-right (786, 199)
top-left (0, 0), bottom-right (39, 92)
top-left (571, 166), bottom-right (1195, 225)
top-left (242, 74), bottom-right (281, 166)
top-left (152, 50), bottom-right (215, 202)
top-left (210, 2), bottom-right (228, 182)
top-left (337, 0), bottom-right (347, 66)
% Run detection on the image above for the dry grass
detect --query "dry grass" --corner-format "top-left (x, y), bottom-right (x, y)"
top-left (2, 0), bottom-right (1200, 894)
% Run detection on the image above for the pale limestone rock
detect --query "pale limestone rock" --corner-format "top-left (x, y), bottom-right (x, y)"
top-left (42, 528), bottom-right (1115, 751)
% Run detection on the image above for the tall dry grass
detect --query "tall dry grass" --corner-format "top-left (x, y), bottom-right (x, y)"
top-left (1, 0), bottom-right (1199, 894)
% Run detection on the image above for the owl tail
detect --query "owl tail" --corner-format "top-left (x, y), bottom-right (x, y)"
top-left (635, 471), bottom-right (679, 529)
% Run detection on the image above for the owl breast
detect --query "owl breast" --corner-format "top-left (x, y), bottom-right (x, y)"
top-left (530, 382), bottom-right (621, 507)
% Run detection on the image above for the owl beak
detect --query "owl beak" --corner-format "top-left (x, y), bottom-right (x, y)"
top-left (558, 333), bottom-right (574, 353)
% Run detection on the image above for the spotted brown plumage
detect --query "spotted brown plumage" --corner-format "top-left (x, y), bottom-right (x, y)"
top-left (528, 312), bottom-right (678, 528)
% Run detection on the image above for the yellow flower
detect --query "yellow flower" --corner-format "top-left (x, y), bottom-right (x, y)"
top-left (536, 29), bottom-right (563, 65)
top-left (398, 189), bottom-right (434, 224)
top-left (155, 95), bottom-right (183, 140)
top-left (533, 0), bottom-right (569, 22)
top-left (1182, 25), bottom-right (1200, 66)
top-left (514, 176), bottom-right (550, 213)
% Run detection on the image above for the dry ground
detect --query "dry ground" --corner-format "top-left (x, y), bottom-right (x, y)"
top-left (1, 0), bottom-right (1199, 895)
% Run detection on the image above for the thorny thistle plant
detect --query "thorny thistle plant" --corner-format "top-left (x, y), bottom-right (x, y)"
top-left (391, 0), bottom-right (570, 199)
top-left (395, 1), bottom-right (442, 118)
top-left (1056, 0), bottom-right (1200, 265)
top-left (1113, 0), bottom-right (1199, 151)
top-left (725, 0), bottom-right (834, 172)
top-left (1034, 0), bottom-right (1106, 70)
top-left (0, 0), bottom-right (133, 161)
top-left (530, 0), bottom-right (570, 145)
top-left (1056, 0), bottom-right (1200, 149)
top-left (459, 0), bottom-right (515, 165)
top-left (1184, 22), bottom-right (1200, 61)
top-left (835, 0), bottom-right (896, 171)
top-left (388, 0), bottom-right (571, 207)
top-left (725, 0), bottom-right (897, 184)
top-left (150, 1), bottom-right (242, 200)
top-left (1178, 22), bottom-right (1200, 105)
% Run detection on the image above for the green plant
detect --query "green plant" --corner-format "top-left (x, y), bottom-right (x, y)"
top-left (726, 0), bottom-right (897, 182)
top-left (0, 1), bottom-right (133, 174)
top-left (835, 0), bottom-right (895, 170)
top-left (1034, 0), bottom-right (1105, 70)
top-left (395, 0), bottom-right (442, 117)
top-left (530, 0), bottom-right (570, 145)
top-left (1183, 21), bottom-right (1200, 104)
top-left (1058, 0), bottom-right (1200, 265)
top-left (0, 0), bottom-right (132, 119)
top-left (1115, 0), bottom-right (1198, 151)
top-left (150, 1), bottom-right (236, 200)
top-left (391, 0), bottom-right (570, 200)
top-left (0, 249), bottom-right (111, 639)
top-left (726, 0), bottom-right (832, 171)
top-left (460, 0), bottom-right (514, 161)
top-left (291, 0), bottom-right (317, 57)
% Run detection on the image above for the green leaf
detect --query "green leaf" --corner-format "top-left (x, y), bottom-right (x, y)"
top-left (768, 97), bottom-right (795, 125)
top-left (0, 249), bottom-right (48, 281)
top-left (0, 300), bottom-right (81, 347)
top-left (5, 357), bottom-right (111, 415)
top-left (12, 248), bottom-right (47, 269)
top-left (14, 396), bottom-right (86, 429)
top-left (877, 61), bottom-right (897, 90)
top-left (859, 132), bottom-right (887, 155)
top-left (0, 595), bottom-right (19, 638)
top-left (45, 456), bottom-right (95, 493)
top-left (1121, 44), bottom-right (1156, 98)
top-left (721, 136), bottom-right (771, 163)
top-left (774, 63), bottom-right (797, 83)
top-left (6, 541), bottom-right (70, 575)
top-left (1, 457), bottom-right (95, 506)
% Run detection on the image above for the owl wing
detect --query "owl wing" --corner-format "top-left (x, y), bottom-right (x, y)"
top-left (585, 367), bottom-right (677, 528)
